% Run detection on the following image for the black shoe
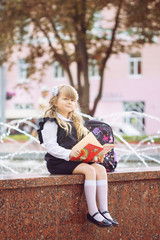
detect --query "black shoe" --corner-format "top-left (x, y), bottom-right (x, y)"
top-left (87, 211), bottom-right (112, 228)
top-left (100, 211), bottom-right (119, 227)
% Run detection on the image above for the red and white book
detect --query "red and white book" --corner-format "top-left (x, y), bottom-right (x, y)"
top-left (70, 132), bottom-right (114, 163)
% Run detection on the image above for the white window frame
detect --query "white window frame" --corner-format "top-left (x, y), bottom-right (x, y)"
top-left (123, 101), bottom-right (145, 132)
top-left (15, 103), bottom-right (33, 109)
top-left (18, 59), bottom-right (30, 84)
top-left (88, 59), bottom-right (100, 79)
top-left (129, 55), bottom-right (142, 78)
top-left (53, 61), bottom-right (65, 80)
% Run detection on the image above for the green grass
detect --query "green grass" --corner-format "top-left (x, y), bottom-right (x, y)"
top-left (5, 134), bottom-right (30, 141)
top-left (115, 134), bottom-right (160, 143)
top-left (4, 134), bottom-right (160, 143)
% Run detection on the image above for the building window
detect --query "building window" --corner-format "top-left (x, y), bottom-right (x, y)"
top-left (53, 61), bottom-right (64, 79)
top-left (15, 103), bottom-right (33, 109)
top-left (18, 59), bottom-right (30, 84)
top-left (129, 53), bottom-right (142, 77)
top-left (123, 101), bottom-right (145, 133)
top-left (88, 60), bottom-right (99, 78)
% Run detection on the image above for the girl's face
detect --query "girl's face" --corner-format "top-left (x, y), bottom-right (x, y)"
top-left (55, 92), bottom-right (76, 118)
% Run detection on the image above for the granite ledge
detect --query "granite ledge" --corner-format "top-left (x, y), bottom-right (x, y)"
top-left (0, 167), bottom-right (160, 190)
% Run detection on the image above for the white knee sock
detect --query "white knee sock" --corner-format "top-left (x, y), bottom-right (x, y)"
top-left (96, 179), bottom-right (112, 220)
top-left (84, 180), bottom-right (104, 221)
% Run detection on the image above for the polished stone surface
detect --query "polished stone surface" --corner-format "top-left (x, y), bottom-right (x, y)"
top-left (0, 167), bottom-right (160, 239)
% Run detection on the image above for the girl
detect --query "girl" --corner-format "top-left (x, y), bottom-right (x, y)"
top-left (37, 84), bottom-right (118, 228)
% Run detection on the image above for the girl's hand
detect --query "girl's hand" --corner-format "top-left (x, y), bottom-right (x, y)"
top-left (97, 154), bottom-right (105, 163)
top-left (69, 149), bottom-right (81, 159)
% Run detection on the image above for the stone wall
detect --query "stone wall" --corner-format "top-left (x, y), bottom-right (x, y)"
top-left (0, 168), bottom-right (160, 240)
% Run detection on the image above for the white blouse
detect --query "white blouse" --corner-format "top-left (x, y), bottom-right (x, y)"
top-left (41, 113), bottom-right (72, 161)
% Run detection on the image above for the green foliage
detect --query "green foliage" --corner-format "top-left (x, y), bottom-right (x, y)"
top-left (6, 133), bottom-right (160, 143)
top-left (115, 134), bottom-right (160, 143)
top-left (5, 134), bottom-right (30, 141)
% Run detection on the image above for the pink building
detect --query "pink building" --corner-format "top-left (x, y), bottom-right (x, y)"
top-left (3, 41), bottom-right (160, 135)
top-left (90, 42), bottom-right (160, 135)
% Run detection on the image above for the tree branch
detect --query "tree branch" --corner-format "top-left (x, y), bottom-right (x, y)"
top-left (31, 17), bottom-right (75, 86)
top-left (90, 0), bottom-right (123, 116)
top-left (45, 16), bottom-right (75, 87)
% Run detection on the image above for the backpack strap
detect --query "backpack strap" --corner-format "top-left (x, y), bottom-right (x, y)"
top-left (37, 117), bottom-right (56, 144)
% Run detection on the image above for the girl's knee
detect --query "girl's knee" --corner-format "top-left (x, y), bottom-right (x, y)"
top-left (94, 163), bottom-right (106, 172)
top-left (73, 163), bottom-right (96, 179)
top-left (80, 164), bottom-right (96, 179)
top-left (92, 163), bottom-right (107, 178)
top-left (86, 165), bottom-right (96, 178)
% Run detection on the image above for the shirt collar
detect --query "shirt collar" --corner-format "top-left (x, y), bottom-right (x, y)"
top-left (57, 112), bottom-right (71, 122)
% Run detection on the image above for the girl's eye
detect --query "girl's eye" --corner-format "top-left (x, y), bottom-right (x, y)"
top-left (63, 98), bottom-right (74, 101)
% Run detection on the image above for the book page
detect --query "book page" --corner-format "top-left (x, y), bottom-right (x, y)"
top-left (72, 132), bottom-right (103, 151)
top-left (98, 143), bottom-right (115, 156)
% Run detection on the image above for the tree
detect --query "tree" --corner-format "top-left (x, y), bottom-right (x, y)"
top-left (0, 0), bottom-right (159, 115)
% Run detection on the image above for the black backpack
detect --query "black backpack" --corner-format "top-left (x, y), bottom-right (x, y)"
top-left (84, 119), bottom-right (118, 172)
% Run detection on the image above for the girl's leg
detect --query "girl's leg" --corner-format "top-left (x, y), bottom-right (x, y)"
top-left (91, 164), bottom-right (109, 214)
top-left (72, 163), bottom-right (106, 221)
top-left (92, 163), bottom-right (119, 225)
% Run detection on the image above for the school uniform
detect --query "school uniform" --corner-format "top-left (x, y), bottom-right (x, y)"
top-left (37, 113), bottom-right (87, 174)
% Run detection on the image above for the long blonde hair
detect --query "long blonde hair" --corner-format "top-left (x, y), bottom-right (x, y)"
top-left (45, 85), bottom-right (88, 140)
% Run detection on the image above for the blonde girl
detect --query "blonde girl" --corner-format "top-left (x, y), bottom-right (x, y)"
top-left (37, 84), bottom-right (118, 228)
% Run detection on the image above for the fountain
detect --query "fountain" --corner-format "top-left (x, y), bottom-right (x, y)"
top-left (0, 117), bottom-right (46, 174)
top-left (101, 111), bottom-right (160, 170)
top-left (0, 111), bottom-right (160, 175)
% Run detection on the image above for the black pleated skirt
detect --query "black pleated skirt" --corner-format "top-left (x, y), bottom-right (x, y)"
top-left (45, 153), bottom-right (94, 175)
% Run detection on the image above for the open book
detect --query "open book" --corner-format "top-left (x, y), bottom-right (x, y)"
top-left (70, 132), bottom-right (114, 163)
